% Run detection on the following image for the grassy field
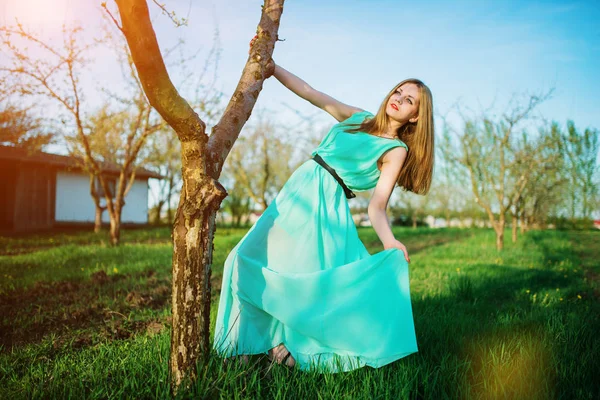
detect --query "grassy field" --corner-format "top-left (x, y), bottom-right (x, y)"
top-left (0, 226), bottom-right (598, 399)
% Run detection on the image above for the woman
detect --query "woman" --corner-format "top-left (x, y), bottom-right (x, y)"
top-left (214, 37), bottom-right (435, 373)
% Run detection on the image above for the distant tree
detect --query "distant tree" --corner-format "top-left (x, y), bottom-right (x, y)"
top-left (146, 128), bottom-right (181, 224)
top-left (220, 179), bottom-right (253, 227)
top-left (224, 110), bottom-right (295, 211)
top-left (0, 23), bottom-right (114, 235)
top-left (443, 89), bottom-right (553, 250)
top-left (508, 121), bottom-right (563, 241)
top-left (437, 117), bottom-right (471, 226)
top-left (0, 103), bottom-right (52, 151)
top-left (68, 98), bottom-right (163, 238)
top-left (0, 21), bottom-right (168, 244)
top-left (392, 190), bottom-right (431, 228)
top-left (563, 120), bottom-right (599, 222)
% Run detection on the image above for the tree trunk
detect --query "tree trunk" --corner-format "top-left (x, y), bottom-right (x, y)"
top-left (94, 206), bottom-right (104, 233)
top-left (109, 209), bottom-right (121, 246)
top-left (412, 215), bottom-right (417, 229)
top-left (494, 218), bottom-right (505, 251)
top-left (170, 170), bottom-right (227, 389)
top-left (167, 176), bottom-right (174, 224)
top-left (512, 212), bottom-right (518, 243)
top-left (154, 200), bottom-right (165, 225)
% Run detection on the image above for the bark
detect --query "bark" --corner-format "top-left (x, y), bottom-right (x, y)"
top-left (512, 212), bottom-right (518, 243)
top-left (89, 174), bottom-right (106, 233)
top-left (494, 217), bottom-right (505, 251)
top-left (153, 200), bottom-right (166, 224)
top-left (94, 207), bottom-right (104, 233)
top-left (109, 209), bottom-right (121, 246)
top-left (114, 0), bottom-right (284, 394)
top-left (520, 209), bottom-right (527, 233)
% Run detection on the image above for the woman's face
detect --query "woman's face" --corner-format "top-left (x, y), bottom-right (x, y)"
top-left (386, 83), bottom-right (420, 124)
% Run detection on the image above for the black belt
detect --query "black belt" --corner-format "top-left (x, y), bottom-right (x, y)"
top-left (311, 153), bottom-right (356, 199)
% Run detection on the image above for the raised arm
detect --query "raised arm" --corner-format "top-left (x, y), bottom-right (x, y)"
top-left (272, 63), bottom-right (362, 122)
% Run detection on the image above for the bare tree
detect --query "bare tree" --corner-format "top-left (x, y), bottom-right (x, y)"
top-left (443, 89), bottom-right (553, 250)
top-left (0, 23), bottom-right (164, 243)
top-left (224, 110), bottom-right (295, 211)
top-left (109, 0), bottom-right (285, 392)
top-left (67, 98), bottom-right (163, 240)
top-left (146, 128), bottom-right (181, 224)
top-left (0, 24), bottom-right (110, 231)
top-left (564, 120), bottom-right (599, 223)
top-left (220, 177), bottom-right (253, 227)
top-left (508, 122), bottom-right (563, 241)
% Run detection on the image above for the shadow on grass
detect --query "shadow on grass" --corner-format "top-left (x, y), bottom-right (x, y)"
top-left (406, 260), bottom-right (599, 400)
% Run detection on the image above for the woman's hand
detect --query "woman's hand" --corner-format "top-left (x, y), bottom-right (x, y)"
top-left (251, 35), bottom-right (359, 121)
top-left (384, 239), bottom-right (411, 263)
top-left (249, 34), bottom-right (276, 77)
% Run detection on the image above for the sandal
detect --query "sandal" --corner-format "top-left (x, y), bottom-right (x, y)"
top-left (281, 351), bottom-right (295, 367)
top-left (267, 344), bottom-right (296, 368)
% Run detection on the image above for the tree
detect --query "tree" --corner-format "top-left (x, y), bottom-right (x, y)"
top-left (563, 120), bottom-right (599, 223)
top-left (146, 35), bottom-right (225, 226)
top-left (110, 0), bottom-right (285, 392)
top-left (68, 98), bottom-right (163, 239)
top-left (0, 103), bottom-right (53, 151)
top-left (508, 122), bottom-right (563, 241)
top-left (146, 128), bottom-right (182, 224)
top-left (437, 117), bottom-right (470, 227)
top-left (224, 110), bottom-right (295, 211)
top-left (443, 89), bottom-right (553, 250)
top-left (0, 22), bottom-right (164, 244)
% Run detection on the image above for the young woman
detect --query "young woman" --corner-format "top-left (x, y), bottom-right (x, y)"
top-left (214, 38), bottom-right (435, 373)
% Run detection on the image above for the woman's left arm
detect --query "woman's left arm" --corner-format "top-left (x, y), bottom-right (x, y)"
top-left (367, 147), bottom-right (410, 262)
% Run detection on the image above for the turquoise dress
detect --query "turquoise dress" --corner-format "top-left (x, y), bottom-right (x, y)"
top-left (213, 110), bottom-right (418, 373)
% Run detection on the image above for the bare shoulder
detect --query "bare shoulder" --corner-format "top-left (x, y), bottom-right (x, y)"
top-left (370, 146), bottom-right (408, 210)
top-left (377, 146), bottom-right (408, 171)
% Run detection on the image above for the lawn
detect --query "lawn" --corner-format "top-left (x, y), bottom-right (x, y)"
top-left (0, 226), bottom-right (598, 399)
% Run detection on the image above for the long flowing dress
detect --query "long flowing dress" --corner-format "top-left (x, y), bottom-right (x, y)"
top-left (213, 110), bottom-right (418, 373)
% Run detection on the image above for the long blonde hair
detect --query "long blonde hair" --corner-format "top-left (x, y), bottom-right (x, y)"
top-left (345, 78), bottom-right (434, 195)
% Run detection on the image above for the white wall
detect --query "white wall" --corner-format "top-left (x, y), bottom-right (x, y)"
top-left (55, 172), bottom-right (148, 223)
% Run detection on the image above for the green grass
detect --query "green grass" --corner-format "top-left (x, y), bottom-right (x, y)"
top-left (0, 226), bottom-right (598, 399)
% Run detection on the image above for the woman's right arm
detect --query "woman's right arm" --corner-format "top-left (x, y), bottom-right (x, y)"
top-left (272, 63), bottom-right (363, 122)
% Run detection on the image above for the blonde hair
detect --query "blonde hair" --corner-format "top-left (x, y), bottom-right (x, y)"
top-left (345, 78), bottom-right (434, 195)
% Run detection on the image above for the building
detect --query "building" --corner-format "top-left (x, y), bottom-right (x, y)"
top-left (0, 145), bottom-right (162, 233)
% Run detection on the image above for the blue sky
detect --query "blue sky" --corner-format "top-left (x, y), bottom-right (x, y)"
top-left (2, 0), bottom-right (599, 133)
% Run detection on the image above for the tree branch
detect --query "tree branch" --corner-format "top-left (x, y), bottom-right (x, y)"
top-left (208, 0), bottom-right (284, 177)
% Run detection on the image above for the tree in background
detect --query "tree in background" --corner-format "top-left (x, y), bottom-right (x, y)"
top-left (563, 120), bottom-right (599, 224)
top-left (508, 121), bottom-right (563, 241)
top-left (69, 96), bottom-right (163, 238)
top-left (391, 189), bottom-right (431, 228)
top-left (0, 24), bottom-right (113, 232)
top-left (223, 109), bottom-right (295, 212)
top-left (442, 89), bottom-right (553, 250)
top-left (109, 0), bottom-right (285, 392)
top-left (0, 103), bottom-right (53, 151)
top-left (0, 21), bottom-right (168, 244)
